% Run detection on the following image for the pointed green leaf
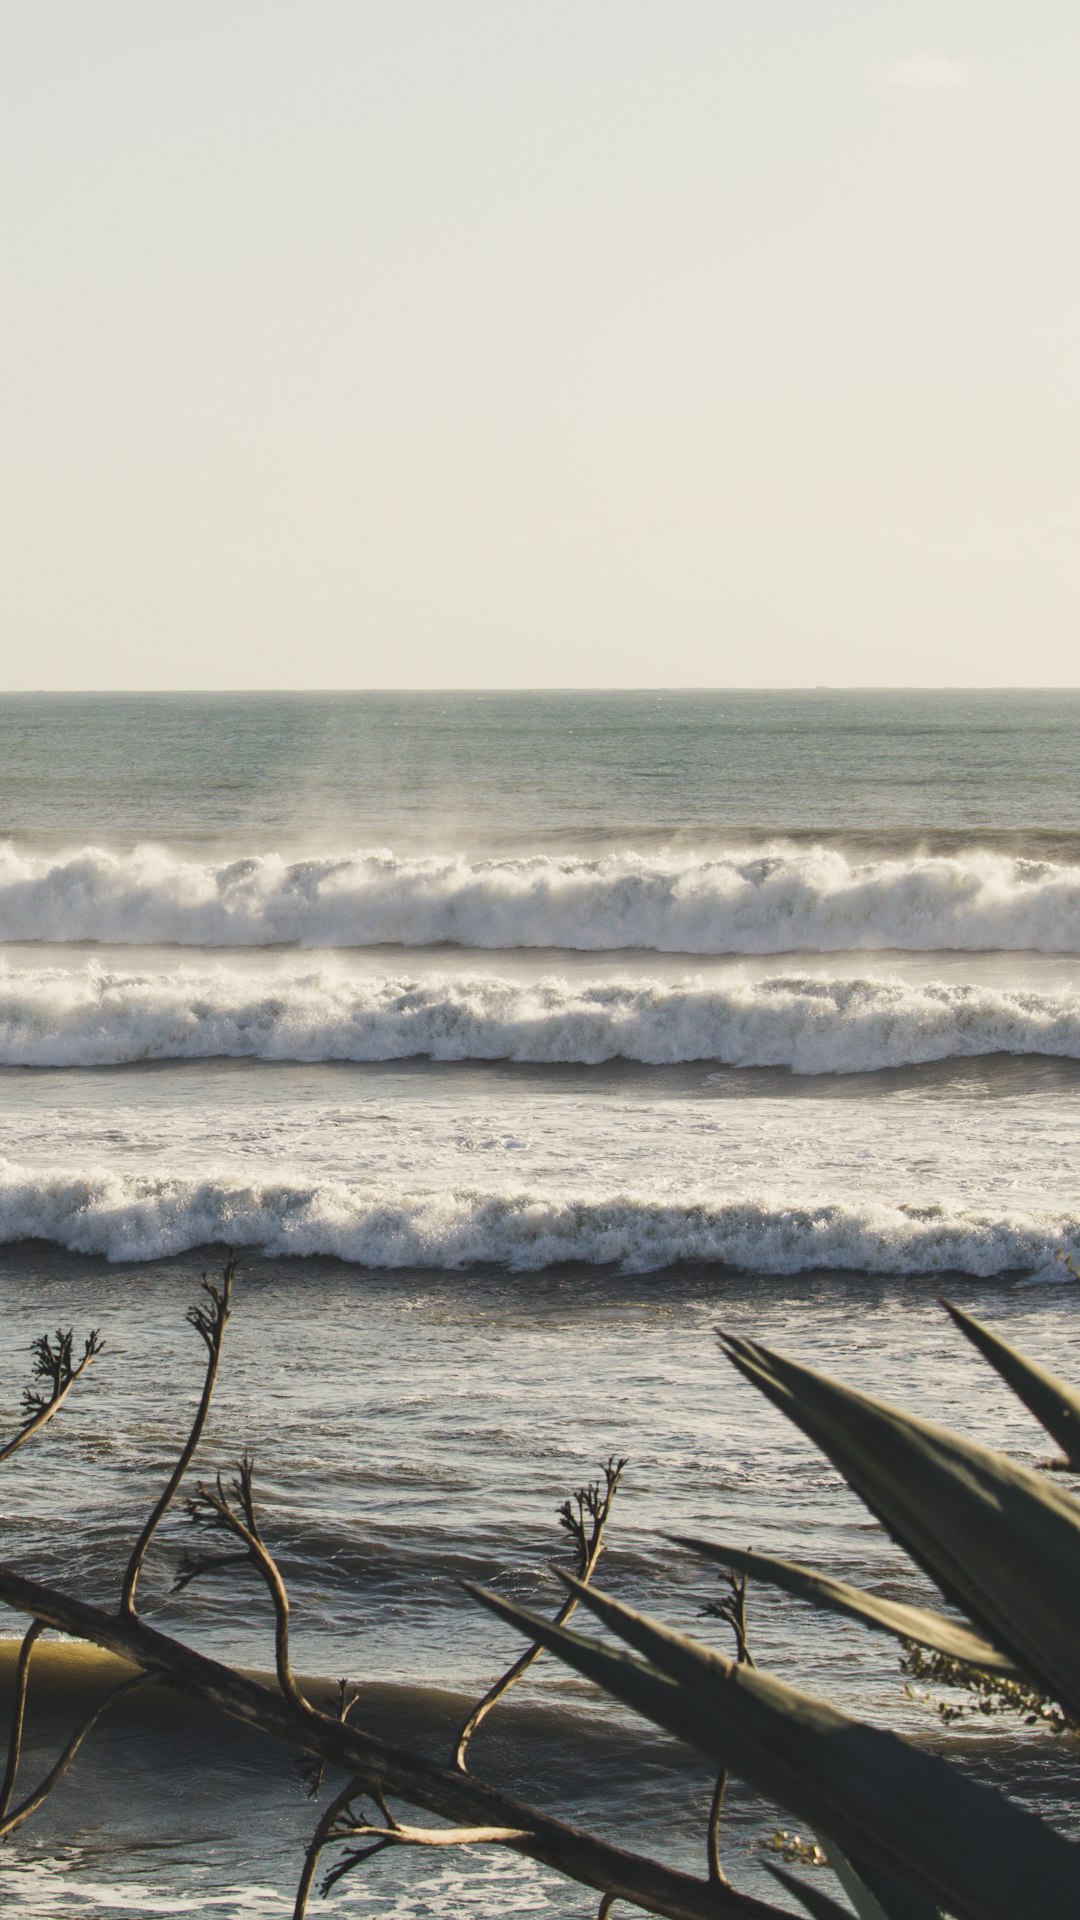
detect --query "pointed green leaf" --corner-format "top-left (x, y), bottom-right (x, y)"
top-left (942, 1300), bottom-right (1080, 1470)
top-left (826, 1846), bottom-right (940, 1920)
top-left (717, 1332), bottom-right (1080, 1719)
top-left (465, 1578), bottom-right (1080, 1920)
top-left (670, 1536), bottom-right (1014, 1674)
top-left (763, 1862), bottom-right (854, 1919)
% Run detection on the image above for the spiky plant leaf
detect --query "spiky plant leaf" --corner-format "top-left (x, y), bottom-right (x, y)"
top-left (941, 1300), bottom-right (1080, 1469)
top-left (670, 1537), bottom-right (1013, 1674)
top-left (764, 1862), bottom-right (855, 1918)
top-left (825, 1844), bottom-right (940, 1920)
top-left (717, 1332), bottom-right (1080, 1718)
top-left (465, 1578), bottom-right (1080, 1920)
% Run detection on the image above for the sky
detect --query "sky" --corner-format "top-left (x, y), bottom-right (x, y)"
top-left (1, 1), bottom-right (1077, 690)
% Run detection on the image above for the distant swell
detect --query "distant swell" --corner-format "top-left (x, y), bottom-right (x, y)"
top-left (4, 844), bottom-right (1080, 954)
top-left (1, 1163), bottom-right (1075, 1275)
top-left (7, 963), bottom-right (1080, 1073)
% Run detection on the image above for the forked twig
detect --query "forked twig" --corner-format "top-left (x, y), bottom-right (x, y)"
top-left (184, 1456), bottom-right (311, 1713)
top-left (0, 1329), bottom-right (103, 1467)
top-left (120, 1258), bottom-right (234, 1617)
top-left (453, 1457), bottom-right (626, 1771)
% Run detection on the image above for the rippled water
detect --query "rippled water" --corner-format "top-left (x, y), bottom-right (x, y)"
top-left (1, 690), bottom-right (1078, 1916)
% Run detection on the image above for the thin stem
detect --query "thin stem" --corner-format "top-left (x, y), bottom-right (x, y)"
top-left (120, 1259), bottom-right (233, 1617)
top-left (191, 1459), bottom-right (310, 1714)
top-left (294, 1776), bottom-right (364, 1919)
top-left (702, 1573), bottom-right (751, 1886)
top-left (707, 1771), bottom-right (729, 1885)
top-left (0, 1332), bottom-right (102, 1467)
top-left (0, 1674), bottom-right (147, 1839)
top-left (454, 1457), bottom-right (625, 1771)
top-left (0, 1619), bottom-right (45, 1820)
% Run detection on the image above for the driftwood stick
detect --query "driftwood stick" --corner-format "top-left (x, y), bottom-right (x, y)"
top-left (454, 1457), bottom-right (626, 1771)
top-left (0, 1563), bottom-right (778, 1920)
top-left (121, 1259), bottom-right (233, 1617)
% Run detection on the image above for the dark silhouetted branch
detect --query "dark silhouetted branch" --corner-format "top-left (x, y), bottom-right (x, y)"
top-left (120, 1258), bottom-right (233, 1617)
top-left (0, 1329), bottom-right (102, 1467)
top-left (0, 1618), bottom-right (45, 1821)
top-left (453, 1456), bottom-right (626, 1772)
top-left (701, 1572), bottom-right (752, 1885)
top-left (0, 1671), bottom-right (148, 1839)
top-left (184, 1455), bottom-right (312, 1714)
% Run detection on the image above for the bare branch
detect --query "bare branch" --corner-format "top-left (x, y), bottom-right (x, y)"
top-left (294, 1776), bottom-right (366, 1920)
top-left (0, 1329), bottom-right (103, 1467)
top-left (454, 1457), bottom-right (626, 1771)
top-left (0, 1673), bottom-right (148, 1839)
top-left (0, 1561), bottom-right (779, 1920)
top-left (701, 1572), bottom-right (752, 1884)
top-left (0, 1618), bottom-right (45, 1821)
top-left (185, 1456), bottom-right (311, 1713)
top-left (120, 1257), bottom-right (234, 1617)
top-left (320, 1818), bottom-right (535, 1896)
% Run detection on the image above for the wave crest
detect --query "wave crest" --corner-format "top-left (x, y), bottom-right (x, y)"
top-left (5, 963), bottom-right (1080, 1072)
top-left (3, 843), bottom-right (1080, 953)
top-left (1, 1162), bottom-right (1075, 1275)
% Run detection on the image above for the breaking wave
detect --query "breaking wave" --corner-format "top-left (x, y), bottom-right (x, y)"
top-left (6, 963), bottom-right (1080, 1073)
top-left (4, 843), bottom-right (1080, 954)
top-left (1, 1162), bottom-right (1075, 1275)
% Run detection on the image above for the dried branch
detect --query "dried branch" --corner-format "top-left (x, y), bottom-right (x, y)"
top-left (701, 1573), bottom-right (752, 1885)
top-left (0, 1270), bottom-right (780, 1920)
top-left (0, 1329), bottom-right (103, 1467)
top-left (294, 1775), bottom-right (367, 1919)
top-left (0, 1562), bottom-right (778, 1920)
top-left (184, 1455), bottom-right (312, 1714)
top-left (453, 1456), bottom-right (626, 1771)
top-left (0, 1671), bottom-right (148, 1839)
top-left (322, 1817), bottom-right (534, 1893)
top-left (120, 1259), bottom-right (233, 1617)
top-left (0, 1618), bottom-right (45, 1821)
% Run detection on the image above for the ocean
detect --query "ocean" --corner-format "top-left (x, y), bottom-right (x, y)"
top-left (1, 688), bottom-right (1079, 1916)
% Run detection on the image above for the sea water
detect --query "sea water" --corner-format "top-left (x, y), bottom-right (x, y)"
top-left (1, 690), bottom-right (1078, 1916)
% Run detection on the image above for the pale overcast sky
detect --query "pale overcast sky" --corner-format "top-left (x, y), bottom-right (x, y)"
top-left (2, 2), bottom-right (1077, 689)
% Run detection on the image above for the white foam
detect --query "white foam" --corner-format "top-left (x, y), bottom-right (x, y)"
top-left (1, 1160), bottom-right (1075, 1276)
top-left (3, 843), bottom-right (1080, 953)
top-left (3, 961), bottom-right (1080, 1071)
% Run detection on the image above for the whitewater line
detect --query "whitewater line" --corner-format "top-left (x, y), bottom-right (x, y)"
top-left (4, 962), bottom-right (1080, 1073)
top-left (1, 1162), bottom-right (1075, 1275)
top-left (3, 843), bottom-right (1080, 953)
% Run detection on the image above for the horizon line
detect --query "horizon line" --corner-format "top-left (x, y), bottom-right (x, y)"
top-left (3, 685), bottom-right (1080, 697)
